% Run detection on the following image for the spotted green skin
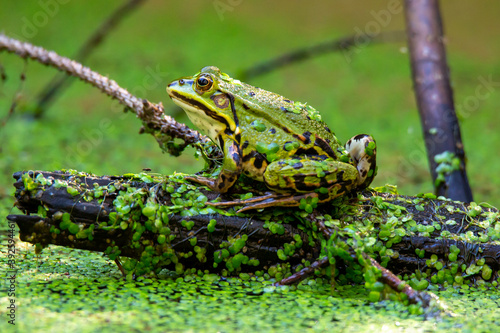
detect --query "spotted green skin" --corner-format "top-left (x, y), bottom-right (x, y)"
top-left (166, 66), bottom-right (376, 211)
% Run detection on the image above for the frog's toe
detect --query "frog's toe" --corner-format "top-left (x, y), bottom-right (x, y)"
top-left (207, 193), bottom-right (275, 207)
top-left (345, 134), bottom-right (377, 190)
top-left (207, 192), bottom-right (300, 213)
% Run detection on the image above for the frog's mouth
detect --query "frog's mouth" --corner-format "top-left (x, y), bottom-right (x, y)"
top-left (167, 83), bottom-right (229, 142)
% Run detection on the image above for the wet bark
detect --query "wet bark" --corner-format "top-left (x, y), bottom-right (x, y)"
top-left (404, 0), bottom-right (473, 202)
top-left (7, 171), bottom-right (499, 279)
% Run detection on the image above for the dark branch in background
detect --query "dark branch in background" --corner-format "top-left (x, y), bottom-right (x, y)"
top-left (0, 33), bottom-right (222, 160)
top-left (1, 60), bottom-right (27, 128)
top-left (33, 0), bottom-right (146, 118)
top-left (404, 0), bottom-right (473, 202)
top-left (240, 31), bottom-right (405, 80)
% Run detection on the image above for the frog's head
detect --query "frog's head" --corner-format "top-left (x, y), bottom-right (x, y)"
top-left (167, 66), bottom-right (237, 143)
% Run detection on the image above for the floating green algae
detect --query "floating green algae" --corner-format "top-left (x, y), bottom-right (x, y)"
top-left (1, 245), bottom-right (499, 332)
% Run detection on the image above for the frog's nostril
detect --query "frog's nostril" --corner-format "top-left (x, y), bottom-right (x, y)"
top-left (179, 79), bottom-right (185, 85)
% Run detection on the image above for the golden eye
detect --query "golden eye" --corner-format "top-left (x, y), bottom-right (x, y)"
top-left (196, 74), bottom-right (213, 92)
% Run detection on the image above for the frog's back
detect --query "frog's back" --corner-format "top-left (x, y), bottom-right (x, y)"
top-left (219, 79), bottom-right (338, 143)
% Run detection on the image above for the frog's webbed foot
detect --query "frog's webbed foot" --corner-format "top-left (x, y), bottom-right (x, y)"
top-left (345, 134), bottom-right (377, 190)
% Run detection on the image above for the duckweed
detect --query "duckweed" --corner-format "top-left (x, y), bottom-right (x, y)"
top-left (8, 169), bottom-right (500, 330)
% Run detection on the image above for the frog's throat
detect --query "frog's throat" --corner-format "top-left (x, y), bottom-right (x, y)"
top-left (171, 97), bottom-right (225, 142)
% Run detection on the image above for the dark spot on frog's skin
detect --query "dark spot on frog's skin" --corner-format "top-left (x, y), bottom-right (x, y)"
top-left (360, 169), bottom-right (368, 178)
top-left (249, 92), bottom-right (256, 97)
top-left (286, 169), bottom-right (336, 191)
top-left (242, 140), bottom-right (249, 150)
top-left (336, 171), bottom-right (346, 182)
top-left (218, 183), bottom-right (225, 190)
top-left (284, 99), bottom-right (292, 103)
top-left (314, 137), bottom-right (337, 158)
top-left (289, 174), bottom-right (343, 194)
top-left (232, 152), bottom-right (241, 165)
top-left (242, 103), bottom-right (250, 110)
top-left (317, 190), bottom-right (331, 201)
top-left (352, 134), bottom-right (368, 141)
top-left (228, 141), bottom-right (242, 167)
top-left (242, 152), bottom-right (252, 162)
top-left (324, 126), bottom-right (332, 133)
top-left (280, 106), bottom-right (289, 112)
top-left (294, 147), bottom-right (319, 156)
top-left (253, 155), bottom-right (265, 169)
top-left (220, 174), bottom-right (227, 182)
top-left (293, 132), bottom-right (312, 144)
top-left (306, 115), bottom-right (311, 120)
top-left (218, 136), bottom-right (225, 150)
top-left (284, 174), bottom-right (324, 192)
top-left (281, 126), bottom-right (292, 134)
top-left (224, 130), bottom-right (242, 145)
top-left (269, 128), bottom-right (276, 134)
top-left (242, 151), bottom-right (265, 170)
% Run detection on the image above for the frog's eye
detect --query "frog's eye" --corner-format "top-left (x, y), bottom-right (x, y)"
top-left (196, 74), bottom-right (213, 92)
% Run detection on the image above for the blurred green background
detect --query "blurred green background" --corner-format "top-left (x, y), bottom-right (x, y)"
top-left (1, 1), bottom-right (500, 331)
top-left (1, 0), bottom-right (499, 211)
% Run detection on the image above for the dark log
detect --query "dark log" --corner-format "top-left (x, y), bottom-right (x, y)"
top-left (8, 171), bottom-right (317, 274)
top-left (404, 0), bottom-right (473, 202)
top-left (7, 170), bottom-right (500, 286)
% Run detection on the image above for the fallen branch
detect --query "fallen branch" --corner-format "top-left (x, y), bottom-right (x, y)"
top-left (0, 33), bottom-right (221, 159)
top-left (8, 171), bottom-right (499, 297)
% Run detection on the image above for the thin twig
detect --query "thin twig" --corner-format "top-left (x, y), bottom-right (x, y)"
top-left (275, 257), bottom-right (329, 286)
top-left (34, 0), bottom-right (147, 117)
top-left (366, 255), bottom-right (447, 316)
top-left (1, 60), bottom-right (27, 128)
top-left (0, 33), bottom-right (218, 157)
top-left (240, 31), bottom-right (405, 80)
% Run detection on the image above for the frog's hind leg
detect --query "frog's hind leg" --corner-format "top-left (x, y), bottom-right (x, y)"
top-left (207, 192), bottom-right (277, 209)
top-left (208, 186), bottom-right (344, 213)
top-left (207, 192), bottom-right (306, 212)
top-left (345, 134), bottom-right (377, 190)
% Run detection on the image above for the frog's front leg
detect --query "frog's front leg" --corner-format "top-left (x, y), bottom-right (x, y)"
top-left (345, 134), bottom-right (377, 190)
top-left (186, 136), bottom-right (241, 193)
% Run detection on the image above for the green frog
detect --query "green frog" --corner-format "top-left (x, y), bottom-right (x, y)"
top-left (166, 66), bottom-right (376, 212)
